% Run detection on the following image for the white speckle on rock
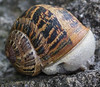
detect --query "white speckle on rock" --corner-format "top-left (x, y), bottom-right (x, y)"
top-left (80, 14), bottom-right (84, 18)
top-left (0, 0), bottom-right (2, 3)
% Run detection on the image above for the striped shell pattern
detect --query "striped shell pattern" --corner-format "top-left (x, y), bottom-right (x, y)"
top-left (5, 4), bottom-right (89, 76)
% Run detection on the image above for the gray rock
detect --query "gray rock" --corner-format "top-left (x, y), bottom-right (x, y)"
top-left (18, 1), bottom-right (31, 11)
top-left (50, 0), bottom-right (74, 6)
top-left (0, 0), bottom-right (2, 3)
top-left (95, 61), bottom-right (100, 70)
top-left (0, 70), bottom-right (100, 87)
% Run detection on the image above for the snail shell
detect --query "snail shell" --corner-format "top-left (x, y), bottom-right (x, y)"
top-left (5, 4), bottom-right (95, 76)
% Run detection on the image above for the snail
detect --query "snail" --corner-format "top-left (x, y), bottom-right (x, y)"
top-left (5, 4), bottom-right (95, 76)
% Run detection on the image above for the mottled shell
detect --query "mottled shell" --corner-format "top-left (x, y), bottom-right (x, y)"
top-left (5, 4), bottom-right (89, 76)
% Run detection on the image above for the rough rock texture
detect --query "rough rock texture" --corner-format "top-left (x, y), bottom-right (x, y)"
top-left (0, 0), bottom-right (100, 86)
top-left (0, 71), bottom-right (100, 87)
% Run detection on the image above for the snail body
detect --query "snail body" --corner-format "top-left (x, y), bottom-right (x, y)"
top-left (5, 4), bottom-right (95, 76)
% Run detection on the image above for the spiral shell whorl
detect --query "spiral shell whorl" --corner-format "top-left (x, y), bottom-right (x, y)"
top-left (5, 30), bottom-right (41, 76)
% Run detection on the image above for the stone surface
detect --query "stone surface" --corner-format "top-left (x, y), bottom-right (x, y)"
top-left (0, 70), bottom-right (100, 87)
top-left (0, 0), bottom-right (100, 86)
